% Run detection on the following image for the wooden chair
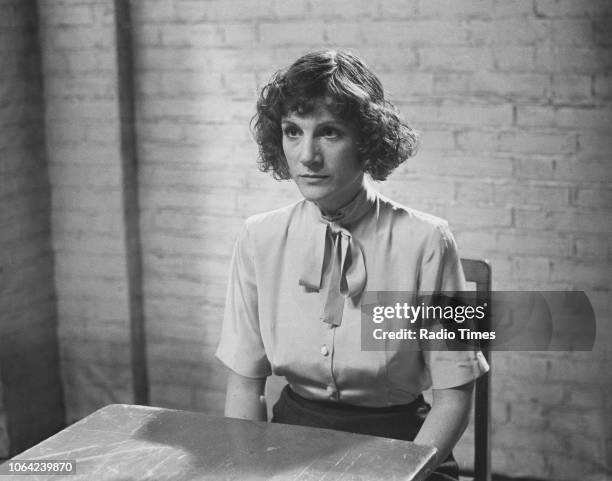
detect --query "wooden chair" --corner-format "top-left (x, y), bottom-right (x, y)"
top-left (460, 258), bottom-right (492, 481)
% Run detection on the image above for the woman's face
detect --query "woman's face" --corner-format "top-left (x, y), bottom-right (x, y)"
top-left (281, 98), bottom-right (364, 214)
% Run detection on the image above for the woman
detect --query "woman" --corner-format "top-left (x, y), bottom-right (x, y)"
top-left (216, 50), bottom-right (489, 480)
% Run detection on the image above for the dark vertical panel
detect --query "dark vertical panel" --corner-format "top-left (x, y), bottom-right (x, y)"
top-left (114, 0), bottom-right (149, 405)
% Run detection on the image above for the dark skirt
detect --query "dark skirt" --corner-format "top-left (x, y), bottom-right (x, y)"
top-left (271, 385), bottom-right (459, 481)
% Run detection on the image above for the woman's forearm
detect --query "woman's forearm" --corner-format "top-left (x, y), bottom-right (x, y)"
top-left (224, 370), bottom-right (268, 421)
top-left (413, 381), bottom-right (474, 465)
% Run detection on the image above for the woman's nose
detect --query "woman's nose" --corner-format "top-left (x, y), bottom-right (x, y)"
top-left (298, 136), bottom-right (321, 166)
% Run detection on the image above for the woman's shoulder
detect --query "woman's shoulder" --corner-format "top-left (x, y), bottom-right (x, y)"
top-left (244, 200), bottom-right (303, 228)
top-left (240, 200), bottom-right (309, 246)
top-left (376, 192), bottom-right (452, 239)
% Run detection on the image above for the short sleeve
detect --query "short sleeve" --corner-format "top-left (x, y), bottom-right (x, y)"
top-left (215, 224), bottom-right (271, 378)
top-left (420, 223), bottom-right (489, 389)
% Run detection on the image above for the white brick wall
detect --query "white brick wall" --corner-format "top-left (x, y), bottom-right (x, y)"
top-left (27, 0), bottom-right (612, 478)
top-left (130, 1), bottom-right (612, 479)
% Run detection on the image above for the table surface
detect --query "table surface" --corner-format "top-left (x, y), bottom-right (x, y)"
top-left (2, 404), bottom-right (437, 481)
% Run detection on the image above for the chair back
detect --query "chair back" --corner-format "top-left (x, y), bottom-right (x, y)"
top-left (460, 258), bottom-right (492, 481)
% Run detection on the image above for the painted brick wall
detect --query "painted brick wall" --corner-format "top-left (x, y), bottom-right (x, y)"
top-left (37, 0), bottom-right (145, 423)
top-left (0, 0), bottom-right (64, 456)
top-left (131, 1), bottom-right (612, 479)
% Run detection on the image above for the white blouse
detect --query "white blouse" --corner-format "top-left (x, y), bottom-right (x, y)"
top-left (216, 183), bottom-right (489, 407)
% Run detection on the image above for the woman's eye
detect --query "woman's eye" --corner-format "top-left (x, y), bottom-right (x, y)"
top-left (283, 126), bottom-right (300, 138)
top-left (321, 127), bottom-right (340, 139)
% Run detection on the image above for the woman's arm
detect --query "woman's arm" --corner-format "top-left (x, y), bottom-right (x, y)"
top-left (224, 370), bottom-right (268, 421)
top-left (413, 381), bottom-right (474, 465)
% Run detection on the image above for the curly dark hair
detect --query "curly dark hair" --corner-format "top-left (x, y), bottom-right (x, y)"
top-left (251, 50), bottom-right (419, 181)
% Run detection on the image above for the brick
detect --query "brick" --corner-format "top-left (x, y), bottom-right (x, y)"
top-left (496, 424), bottom-right (565, 450)
top-left (551, 259), bottom-right (611, 288)
top-left (382, 178), bottom-right (455, 203)
top-left (446, 205), bottom-right (512, 227)
top-left (364, 21), bottom-right (470, 46)
top-left (44, 75), bottom-right (116, 99)
top-left (58, 49), bottom-right (116, 73)
top-left (131, 0), bottom-right (176, 22)
top-left (516, 208), bottom-right (612, 234)
top-left (43, 5), bottom-right (94, 26)
top-left (535, 0), bottom-right (612, 18)
top-left (155, 71), bottom-right (226, 96)
top-left (46, 99), bottom-right (119, 121)
top-left (455, 181), bottom-right (493, 203)
top-left (506, 401), bottom-right (552, 428)
top-left (309, 0), bottom-right (377, 18)
top-left (568, 387), bottom-right (606, 409)
top-left (594, 18), bottom-right (612, 46)
top-left (578, 131), bottom-right (612, 157)
top-left (223, 23), bottom-right (258, 45)
top-left (208, 47), bottom-right (277, 73)
top-left (550, 19), bottom-right (594, 46)
top-left (260, 22), bottom-right (326, 45)
top-left (49, 26), bottom-right (115, 50)
top-left (194, 388), bottom-right (225, 414)
top-left (60, 340), bottom-right (131, 366)
top-left (491, 448), bottom-right (547, 478)
top-left (453, 231), bottom-right (497, 255)
top-left (401, 101), bottom-right (512, 127)
top-left (432, 72), bottom-right (471, 94)
top-left (419, 0), bottom-right (493, 18)
top-left (54, 252), bottom-right (127, 279)
top-left (324, 22), bottom-right (364, 45)
top-left (535, 45), bottom-right (612, 73)
top-left (139, 97), bottom-right (246, 121)
top-left (512, 256), bottom-right (552, 283)
top-left (377, 72), bottom-right (434, 97)
top-left (147, 338), bottom-right (206, 363)
top-left (175, 0), bottom-right (274, 22)
top-left (556, 107), bottom-right (612, 130)
top-left (493, 46), bottom-right (537, 71)
top-left (455, 128), bottom-right (497, 152)
top-left (144, 232), bottom-right (228, 257)
top-left (143, 165), bottom-right (245, 189)
top-left (271, 0), bottom-right (311, 19)
top-left (495, 184), bottom-right (571, 208)
top-left (354, 47), bottom-right (418, 71)
top-left (492, 0), bottom-right (536, 17)
top-left (419, 46), bottom-right (494, 70)
top-left (548, 357), bottom-right (611, 384)
top-left (498, 130), bottom-right (577, 155)
top-left (574, 237), bottom-right (610, 259)
top-left (497, 231), bottom-right (569, 257)
top-left (378, 0), bottom-right (419, 18)
top-left (406, 152), bottom-right (513, 178)
top-left (516, 158), bottom-right (612, 183)
top-left (471, 71), bottom-right (550, 98)
top-left (575, 188), bottom-right (612, 208)
top-left (593, 74), bottom-right (612, 98)
top-left (135, 47), bottom-right (208, 72)
top-left (551, 73), bottom-right (592, 101)
top-left (157, 24), bottom-right (224, 47)
top-left (547, 407), bottom-right (606, 437)
top-left (468, 18), bottom-right (550, 45)
top-left (419, 129), bottom-right (456, 150)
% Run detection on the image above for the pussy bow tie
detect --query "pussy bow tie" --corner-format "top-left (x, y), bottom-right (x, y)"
top-left (298, 220), bottom-right (367, 327)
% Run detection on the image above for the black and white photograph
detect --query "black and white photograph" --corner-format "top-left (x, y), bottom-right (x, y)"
top-left (0, 1), bottom-right (611, 480)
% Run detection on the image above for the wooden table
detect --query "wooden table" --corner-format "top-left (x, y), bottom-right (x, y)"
top-left (1, 404), bottom-right (437, 480)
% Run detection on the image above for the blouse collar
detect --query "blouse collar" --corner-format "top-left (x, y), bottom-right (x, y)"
top-left (308, 180), bottom-right (378, 228)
